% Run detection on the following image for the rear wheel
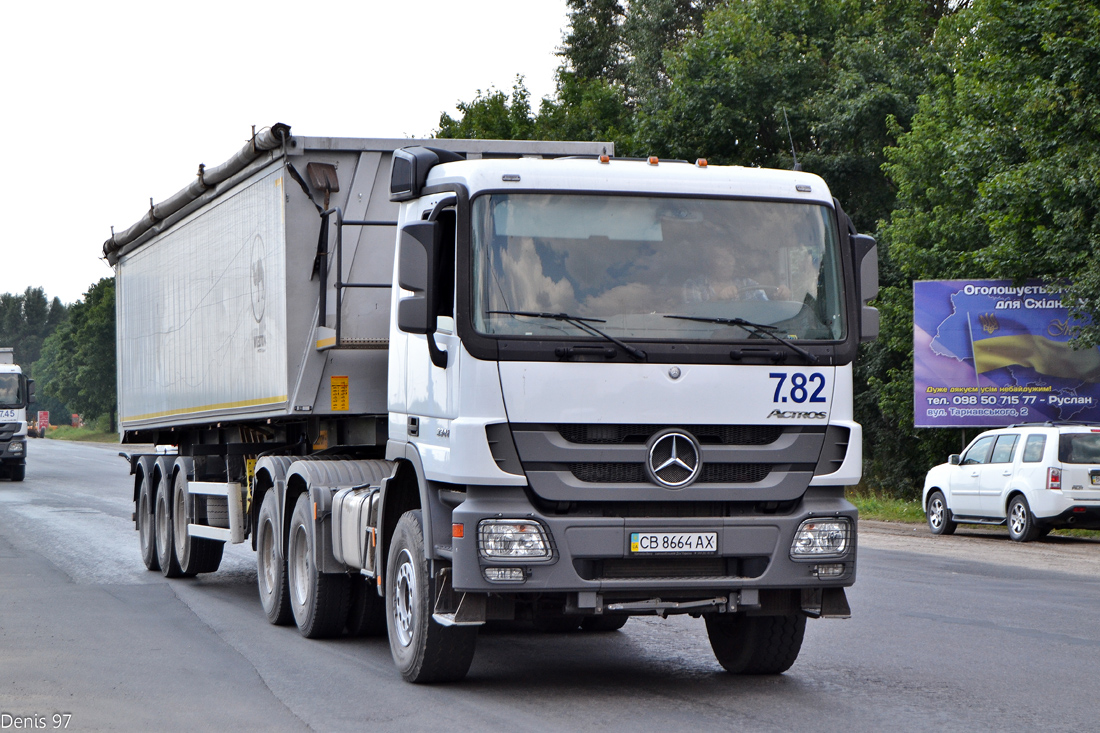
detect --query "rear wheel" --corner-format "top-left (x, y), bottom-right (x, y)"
top-left (155, 480), bottom-right (183, 578)
top-left (138, 472), bottom-right (159, 571)
top-left (1008, 495), bottom-right (1041, 542)
top-left (287, 493), bottom-right (349, 638)
top-left (256, 491), bottom-right (292, 625)
top-left (705, 613), bottom-right (806, 675)
top-left (386, 510), bottom-right (477, 682)
top-left (926, 491), bottom-right (957, 536)
top-left (172, 472), bottom-right (223, 575)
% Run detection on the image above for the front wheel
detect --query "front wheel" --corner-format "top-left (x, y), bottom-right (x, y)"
top-left (9, 463), bottom-right (25, 482)
top-left (287, 492), bottom-right (349, 638)
top-left (705, 613), bottom-right (806, 675)
top-left (1008, 495), bottom-right (1041, 542)
top-left (926, 491), bottom-right (957, 536)
top-left (386, 510), bottom-right (477, 683)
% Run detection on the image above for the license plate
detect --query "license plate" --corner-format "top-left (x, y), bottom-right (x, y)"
top-left (630, 532), bottom-right (717, 554)
top-left (1091, 473), bottom-right (1100, 486)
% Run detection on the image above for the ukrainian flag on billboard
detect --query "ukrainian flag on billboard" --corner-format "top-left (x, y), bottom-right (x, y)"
top-left (969, 313), bottom-right (1100, 383)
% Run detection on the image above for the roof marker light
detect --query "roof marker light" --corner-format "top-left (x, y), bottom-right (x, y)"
top-left (696, 158), bottom-right (708, 167)
top-left (796, 184), bottom-right (812, 193)
top-left (647, 156), bottom-right (659, 166)
top-left (599, 154), bottom-right (610, 164)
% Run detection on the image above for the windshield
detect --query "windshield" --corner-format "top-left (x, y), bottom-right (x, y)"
top-left (472, 194), bottom-right (845, 341)
top-left (0, 374), bottom-right (22, 408)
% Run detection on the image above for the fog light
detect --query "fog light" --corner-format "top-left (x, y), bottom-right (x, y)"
top-left (791, 518), bottom-right (851, 559)
top-left (483, 567), bottom-right (526, 583)
top-left (813, 563), bottom-right (845, 578)
top-left (478, 520), bottom-right (551, 559)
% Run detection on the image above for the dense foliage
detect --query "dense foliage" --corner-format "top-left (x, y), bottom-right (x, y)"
top-left (437, 0), bottom-right (1098, 497)
top-left (0, 287), bottom-right (69, 420)
top-left (34, 278), bottom-right (116, 427)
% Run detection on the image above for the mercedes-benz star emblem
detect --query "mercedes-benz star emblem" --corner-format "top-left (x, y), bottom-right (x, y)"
top-left (645, 429), bottom-right (702, 488)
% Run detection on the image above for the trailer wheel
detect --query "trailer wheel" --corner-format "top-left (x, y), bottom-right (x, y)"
top-left (386, 510), bottom-right (477, 682)
top-left (256, 491), bottom-right (292, 625)
top-left (138, 473), bottom-right (159, 571)
top-left (287, 493), bottom-right (349, 638)
top-left (705, 612), bottom-right (806, 675)
top-left (347, 574), bottom-right (386, 636)
top-left (155, 480), bottom-right (183, 578)
top-left (172, 472), bottom-right (223, 575)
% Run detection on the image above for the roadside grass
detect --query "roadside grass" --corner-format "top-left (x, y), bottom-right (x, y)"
top-left (846, 487), bottom-right (1100, 539)
top-left (43, 425), bottom-right (119, 443)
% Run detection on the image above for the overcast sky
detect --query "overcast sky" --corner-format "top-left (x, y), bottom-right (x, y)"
top-left (0, 0), bottom-right (569, 304)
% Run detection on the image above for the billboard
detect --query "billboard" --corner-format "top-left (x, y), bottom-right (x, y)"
top-left (914, 279), bottom-right (1100, 427)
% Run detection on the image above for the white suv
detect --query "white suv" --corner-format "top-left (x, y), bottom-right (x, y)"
top-left (922, 423), bottom-right (1100, 541)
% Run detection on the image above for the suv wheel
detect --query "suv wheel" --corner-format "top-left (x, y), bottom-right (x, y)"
top-left (1008, 495), bottom-right (1041, 542)
top-left (926, 491), bottom-right (957, 536)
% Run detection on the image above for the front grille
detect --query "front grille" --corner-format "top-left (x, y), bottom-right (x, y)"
top-left (570, 462), bottom-right (771, 484)
top-left (557, 424), bottom-right (783, 445)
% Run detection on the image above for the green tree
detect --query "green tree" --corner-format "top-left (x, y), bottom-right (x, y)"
top-left (0, 287), bottom-right (68, 375)
top-left (870, 0), bottom-right (1100, 492)
top-left (34, 278), bottom-right (116, 428)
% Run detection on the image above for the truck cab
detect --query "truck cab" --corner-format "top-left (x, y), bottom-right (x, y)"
top-left (382, 148), bottom-right (878, 679)
top-left (0, 347), bottom-right (34, 482)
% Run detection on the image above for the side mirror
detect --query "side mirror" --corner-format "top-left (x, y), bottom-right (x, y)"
top-left (390, 147), bottom-right (464, 202)
top-left (949, 454), bottom-right (961, 465)
top-left (397, 220), bottom-right (442, 335)
top-left (852, 233), bottom-right (879, 342)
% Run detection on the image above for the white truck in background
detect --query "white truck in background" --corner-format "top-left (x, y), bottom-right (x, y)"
top-left (107, 124), bottom-right (878, 682)
top-left (0, 347), bottom-right (34, 481)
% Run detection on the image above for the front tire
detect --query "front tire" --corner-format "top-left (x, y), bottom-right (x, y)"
top-left (386, 510), bottom-right (477, 682)
top-left (256, 491), bottom-right (292, 625)
top-left (138, 472), bottom-right (159, 571)
top-left (9, 464), bottom-right (25, 482)
top-left (287, 492), bottom-right (349, 638)
top-left (926, 490), bottom-right (957, 536)
top-left (705, 613), bottom-right (806, 675)
top-left (1008, 495), bottom-right (1041, 542)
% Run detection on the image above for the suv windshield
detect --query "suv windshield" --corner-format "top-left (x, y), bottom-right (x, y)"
top-left (0, 374), bottom-right (22, 407)
top-left (471, 194), bottom-right (845, 342)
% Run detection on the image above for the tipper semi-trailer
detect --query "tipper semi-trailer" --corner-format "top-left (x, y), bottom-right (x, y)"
top-left (107, 124), bottom-right (878, 682)
top-left (0, 347), bottom-right (34, 481)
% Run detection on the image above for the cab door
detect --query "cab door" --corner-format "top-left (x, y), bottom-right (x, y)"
top-left (949, 435), bottom-right (995, 515)
top-left (979, 433), bottom-right (1019, 517)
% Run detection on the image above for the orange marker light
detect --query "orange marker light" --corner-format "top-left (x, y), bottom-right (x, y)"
top-left (452, 523), bottom-right (465, 539)
top-left (647, 156), bottom-right (659, 165)
top-left (599, 154), bottom-right (610, 164)
top-left (696, 158), bottom-right (708, 167)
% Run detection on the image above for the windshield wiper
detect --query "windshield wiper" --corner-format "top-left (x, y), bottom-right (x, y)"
top-left (488, 310), bottom-right (647, 360)
top-left (664, 315), bottom-right (818, 364)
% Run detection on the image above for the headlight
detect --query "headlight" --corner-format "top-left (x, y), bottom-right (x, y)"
top-left (478, 520), bottom-right (551, 559)
top-left (9, 441), bottom-right (23, 455)
top-left (790, 518), bottom-right (851, 559)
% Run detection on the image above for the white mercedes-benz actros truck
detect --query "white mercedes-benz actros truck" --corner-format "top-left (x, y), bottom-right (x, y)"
top-left (106, 124), bottom-right (878, 682)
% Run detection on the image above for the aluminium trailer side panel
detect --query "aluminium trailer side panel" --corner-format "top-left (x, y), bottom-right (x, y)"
top-left (117, 164), bottom-right (292, 431)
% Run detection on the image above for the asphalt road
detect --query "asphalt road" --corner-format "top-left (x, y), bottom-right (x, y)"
top-left (2, 439), bottom-right (1098, 732)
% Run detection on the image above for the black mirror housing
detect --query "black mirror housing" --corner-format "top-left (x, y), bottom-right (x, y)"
top-left (949, 454), bottom-right (961, 465)
top-left (26, 377), bottom-right (35, 405)
top-left (397, 221), bottom-right (442, 334)
top-left (390, 147), bottom-right (464, 202)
